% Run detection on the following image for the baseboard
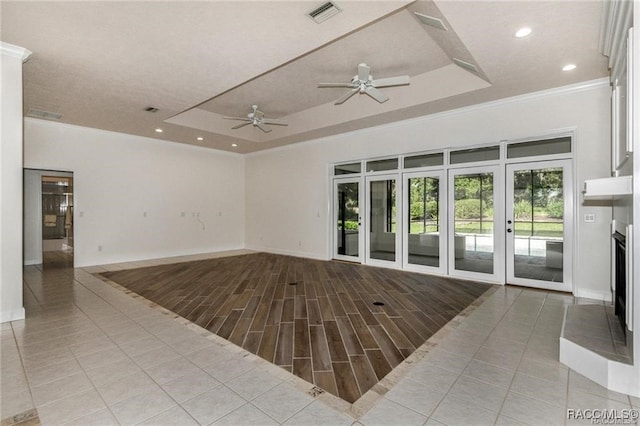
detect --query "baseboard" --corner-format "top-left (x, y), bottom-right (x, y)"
top-left (0, 307), bottom-right (25, 323)
top-left (245, 245), bottom-right (329, 261)
top-left (23, 259), bottom-right (41, 266)
top-left (573, 288), bottom-right (613, 302)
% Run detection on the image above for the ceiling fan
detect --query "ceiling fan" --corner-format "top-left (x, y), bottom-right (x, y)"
top-left (223, 105), bottom-right (288, 133)
top-left (318, 63), bottom-right (410, 105)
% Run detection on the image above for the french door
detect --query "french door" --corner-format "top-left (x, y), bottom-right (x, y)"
top-left (506, 160), bottom-right (573, 291)
top-left (403, 171), bottom-right (446, 275)
top-left (333, 178), bottom-right (363, 262)
top-left (448, 165), bottom-right (504, 283)
top-left (365, 174), bottom-right (400, 267)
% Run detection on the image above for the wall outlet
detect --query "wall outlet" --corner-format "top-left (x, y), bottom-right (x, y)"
top-left (584, 213), bottom-right (596, 223)
top-left (143, 211), bottom-right (147, 217)
top-left (180, 212), bottom-right (185, 217)
top-left (79, 211), bottom-right (84, 218)
top-left (97, 245), bottom-right (102, 252)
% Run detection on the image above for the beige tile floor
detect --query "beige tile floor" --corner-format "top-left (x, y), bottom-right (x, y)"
top-left (1, 250), bottom-right (639, 426)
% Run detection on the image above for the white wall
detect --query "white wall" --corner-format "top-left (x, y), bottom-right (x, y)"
top-left (245, 80), bottom-right (613, 299)
top-left (1, 43), bottom-right (31, 323)
top-left (24, 119), bottom-right (245, 267)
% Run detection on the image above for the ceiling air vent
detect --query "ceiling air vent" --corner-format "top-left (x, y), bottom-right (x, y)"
top-left (26, 108), bottom-right (62, 121)
top-left (453, 58), bottom-right (479, 74)
top-left (307, 1), bottom-right (341, 23)
top-left (414, 12), bottom-right (448, 31)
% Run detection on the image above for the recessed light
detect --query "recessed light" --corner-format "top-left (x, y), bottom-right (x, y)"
top-left (155, 128), bottom-right (163, 133)
top-left (231, 144), bottom-right (238, 147)
top-left (562, 64), bottom-right (577, 71)
top-left (515, 27), bottom-right (532, 38)
top-left (196, 137), bottom-right (204, 141)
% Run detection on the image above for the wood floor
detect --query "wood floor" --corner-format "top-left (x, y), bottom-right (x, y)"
top-left (100, 253), bottom-right (492, 403)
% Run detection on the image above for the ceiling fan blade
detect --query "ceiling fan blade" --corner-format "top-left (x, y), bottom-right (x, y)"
top-left (262, 119), bottom-right (288, 126)
top-left (318, 83), bottom-right (354, 88)
top-left (231, 121), bottom-right (252, 130)
top-left (371, 75), bottom-right (410, 88)
top-left (358, 63), bottom-right (370, 82)
top-left (224, 116), bottom-right (250, 122)
top-left (334, 88), bottom-right (359, 105)
top-left (256, 123), bottom-right (272, 133)
top-left (364, 86), bottom-right (389, 103)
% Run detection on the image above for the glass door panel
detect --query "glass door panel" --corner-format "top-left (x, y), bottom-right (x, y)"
top-left (448, 166), bottom-right (503, 282)
top-left (334, 179), bottom-right (362, 262)
top-left (404, 172), bottom-right (444, 273)
top-left (506, 160), bottom-right (572, 291)
top-left (366, 176), bottom-right (400, 266)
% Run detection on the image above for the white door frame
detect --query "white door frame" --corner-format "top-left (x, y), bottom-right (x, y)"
top-left (448, 165), bottom-right (505, 284)
top-left (505, 159), bottom-right (573, 291)
top-left (365, 173), bottom-right (401, 268)
top-left (402, 170), bottom-right (447, 275)
top-left (332, 177), bottom-right (364, 263)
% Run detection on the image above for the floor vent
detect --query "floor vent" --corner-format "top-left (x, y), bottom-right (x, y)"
top-left (414, 12), bottom-right (448, 31)
top-left (307, 1), bottom-right (341, 23)
top-left (26, 108), bottom-right (62, 121)
top-left (453, 58), bottom-right (479, 74)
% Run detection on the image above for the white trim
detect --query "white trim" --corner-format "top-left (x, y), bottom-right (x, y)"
top-left (245, 245), bottom-right (330, 261)
top-left (0, 42), bottom-right (32, 62)
top-left (573, 288), bottom-right (613, 302)
top-left (0, 308), bottom-right (26, 323)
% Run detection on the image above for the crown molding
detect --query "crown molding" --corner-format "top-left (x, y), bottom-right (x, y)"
top-left (0, 42), bottom-right (32, 62)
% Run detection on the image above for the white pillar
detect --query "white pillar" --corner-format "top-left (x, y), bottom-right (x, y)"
top-left (1, 42), bottom-right (32, 323)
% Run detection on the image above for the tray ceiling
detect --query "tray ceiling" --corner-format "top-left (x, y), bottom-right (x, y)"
top-left (1, 1), bottom-right (608, 153)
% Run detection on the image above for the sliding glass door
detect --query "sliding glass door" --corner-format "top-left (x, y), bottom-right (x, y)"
top-left (403, 171), bottom-right (445, 274)
top-left (448, 166), bottom-right (504, 282)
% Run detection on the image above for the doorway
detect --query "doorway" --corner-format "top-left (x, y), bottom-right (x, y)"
top-left (24, 169), bottom-right (74, 269)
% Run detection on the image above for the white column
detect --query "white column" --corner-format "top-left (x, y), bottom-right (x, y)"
top-left (1, 42), bottom-right (32, 323)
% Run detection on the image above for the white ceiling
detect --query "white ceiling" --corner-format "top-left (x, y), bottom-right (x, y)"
top-left (1, 1), bottom-right (609, 154)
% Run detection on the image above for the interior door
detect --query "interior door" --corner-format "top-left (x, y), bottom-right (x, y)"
top-left (403, 170), bottom-right (446, 274)
top-left (506, 160), bottom-right (572, 291)
top-left (366, 174), bottom-right (400, 267)
top-left (333, 178), bottom-right (363, 262)
top-left (448, 165), bottom-right (504, 283)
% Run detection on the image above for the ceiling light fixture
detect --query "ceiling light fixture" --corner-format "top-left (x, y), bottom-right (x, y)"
top-left (562, 64), bottom-right (577, 71)
top-left (515, 27), bottom-right (532, 38)
top-left (231, 144), bottom-right (238, 147)
top-left (155, 128), bottom-right (163, 133)
top-left (196, 137), bottom-right (203, 141)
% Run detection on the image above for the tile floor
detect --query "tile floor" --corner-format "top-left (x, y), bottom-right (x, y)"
top-left (1, 250), bottom-right (639, 426)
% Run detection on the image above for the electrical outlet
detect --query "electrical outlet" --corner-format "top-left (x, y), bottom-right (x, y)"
top-left (584, 213), bottom-right (596, 223)
top-left (180, 212), bottom-right (185, 217)
top-left (97, 245), bottom-right (102, 252)
top-left (79, 211), bottom-right (84, 218)
top-left (143, 211), bottom-right (147, 217)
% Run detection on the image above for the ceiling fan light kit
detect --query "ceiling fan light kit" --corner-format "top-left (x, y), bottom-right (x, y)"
top-left (317, 63), bottom-right (410, 105)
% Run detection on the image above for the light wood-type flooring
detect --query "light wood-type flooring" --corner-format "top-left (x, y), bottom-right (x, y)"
top-left (100, 252), bottom-right (492, 403)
